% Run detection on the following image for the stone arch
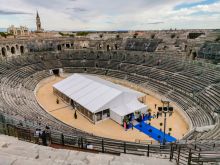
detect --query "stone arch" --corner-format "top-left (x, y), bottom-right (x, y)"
top-left (107, 45), bottom-right (110, 51)
top-left (98, 44), bottom-right (102, 49)
top-left (192, 52), bottom-right (197, 60)
top-left (6, 45), bottom-right (10, 51)
top-left (57, 45), bottom-right (62, 51)
top-left (1, 47), bottom-right (7, 57)
top-left (16, 45), bottom-right (19, 50)
top-left (11, 46), bottom-right (16, 54)
top-left (66, 43), bottom-right (70, 48)
top-left (20, 46), bottom-right (24, 54)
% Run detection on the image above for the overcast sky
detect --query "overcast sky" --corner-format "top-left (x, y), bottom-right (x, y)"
top-left (0, 0), bottom-right (219, 31)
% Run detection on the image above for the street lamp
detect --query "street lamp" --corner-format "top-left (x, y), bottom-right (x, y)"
top-left (158, 99), bottom-right (174, 145)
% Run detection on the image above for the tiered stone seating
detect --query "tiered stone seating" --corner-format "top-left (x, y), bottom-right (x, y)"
top-left (124, 38), bottom-right (160, 52)
top-left (0, 62), bottom-right (87, 136)
top-left (0, 135), bottom-right (173, 165)
top-left (198, 42), bottom-right (220, 59)
top-left (0, 50), bottom-right (220, 141)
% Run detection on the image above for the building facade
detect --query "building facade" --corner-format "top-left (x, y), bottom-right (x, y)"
top-left (7, 25), bottom-right (29, 36)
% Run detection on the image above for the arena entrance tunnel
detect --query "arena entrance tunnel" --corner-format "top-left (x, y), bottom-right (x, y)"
top-left (51, 68), bottom-right (63, 76)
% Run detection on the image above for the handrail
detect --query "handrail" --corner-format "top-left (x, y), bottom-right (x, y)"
top-left (0, 112), bottom-right (220, 164)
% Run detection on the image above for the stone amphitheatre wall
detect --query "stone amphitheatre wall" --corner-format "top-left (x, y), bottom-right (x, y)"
top-left (0, 29), bottom-right (212, 60)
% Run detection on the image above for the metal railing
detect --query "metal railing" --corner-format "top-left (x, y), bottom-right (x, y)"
top-left (0, 112), bottom-right (220, 164)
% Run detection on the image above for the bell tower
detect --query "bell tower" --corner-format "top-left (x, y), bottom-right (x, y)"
top-left (36, 11), bottom-right (43, 32)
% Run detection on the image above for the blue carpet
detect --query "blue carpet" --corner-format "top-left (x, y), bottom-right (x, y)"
top-left (134, 121), bottom-right (176, 143)
top-left (127, 115), bottom-right (152, 129)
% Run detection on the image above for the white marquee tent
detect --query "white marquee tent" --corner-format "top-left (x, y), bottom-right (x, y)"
top-left (53, 74), bottom-right (147, 124)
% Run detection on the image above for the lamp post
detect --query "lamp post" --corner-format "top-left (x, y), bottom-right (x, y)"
top-left (158, 99), bottom-right (174, 145)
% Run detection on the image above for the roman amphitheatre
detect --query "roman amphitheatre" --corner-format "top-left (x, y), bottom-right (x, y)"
top-left (1, 12), bottom-right (220, 165)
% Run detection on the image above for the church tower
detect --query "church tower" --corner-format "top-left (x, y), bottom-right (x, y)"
top-left (36, 11), bottom-right (43, 32)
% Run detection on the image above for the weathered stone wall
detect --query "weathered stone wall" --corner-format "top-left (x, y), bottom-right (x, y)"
top-left (0, 29), bottom-right (218, 61)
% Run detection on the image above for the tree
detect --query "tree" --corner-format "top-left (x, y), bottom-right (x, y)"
top-left (0, 32), bottom-right (12, 38)
top-left (76, 32), bottom-right (89, 36)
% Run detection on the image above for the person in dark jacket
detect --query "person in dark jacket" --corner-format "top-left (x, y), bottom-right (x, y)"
top-left (74, 110), bottom-right (77, 119)
top-left (41, 130), bottom-right (47, 146)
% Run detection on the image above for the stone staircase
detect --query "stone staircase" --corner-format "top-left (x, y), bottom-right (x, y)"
top-left (0, 135), bottom-right (174, 165)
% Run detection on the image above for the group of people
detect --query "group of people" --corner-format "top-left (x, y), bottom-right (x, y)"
top-left (123, 104), bottom-right (160, 131)
top-left (34, 125), bottom-right (51, 146)
top-left (123, 112), bottom-right (150, 131)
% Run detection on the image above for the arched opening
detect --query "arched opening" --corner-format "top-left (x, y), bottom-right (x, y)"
top-left (184, 45), bottom-right (187, 51)
top-left (20, 46), bottom-right (24, 54)
top-left (1, 47), bottom-right (7, 57)
top-left (11, 47), bottom-right (15, 54)
top-left (57, 45), bottom-right (62, 51)
top-left (98, 44), bottom-right (102, 49)
top-left (66, 44), bottom-right (70, 48)
top-left (107, 45), bottom-right (110, 51)
top-left (192, 52), bottom-right (197, 60)
top-left (40, 56), bottom-right (44, 61)
top-left (115, 44), bottom-right (118, 50)
top-left (52, 69), bottom-right (60, 76)
top-left (83, 44), bottom-right (87, 49)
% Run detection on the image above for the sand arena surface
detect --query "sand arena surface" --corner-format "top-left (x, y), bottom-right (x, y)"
top-left (36, 75), bottom-right (188, 142)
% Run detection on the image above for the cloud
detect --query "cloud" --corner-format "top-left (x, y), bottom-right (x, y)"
top-left (0, 0), bottom-right (220, 30)
top-left (0, 9), bottom-right (32, 15)
top-left (174, 0), bottom-right (220, 10)
top-left (66, 7), bottom-right (88, 12)
top-left (147, 22), bottom-right (165, 25)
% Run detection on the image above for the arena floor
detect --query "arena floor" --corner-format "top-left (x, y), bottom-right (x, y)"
top-left (36, 75), bottom-right (188, 142)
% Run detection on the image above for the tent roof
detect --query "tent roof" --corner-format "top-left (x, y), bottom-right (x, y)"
top-left (111, 99), bottom-right (147, 116)
top-left (53, 74), bottom-right (146, 116)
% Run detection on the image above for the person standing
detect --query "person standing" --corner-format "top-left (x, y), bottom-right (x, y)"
top-left (41, 131), bottom-right (47, 146)
top-left (45, 125), bottom-right (51, 145)
top-left (74, 110), bottom-right (77, 119)
top-left (34, 128), bottom-right (40, 144)
top-left (124, 121), bottom-right (127, 131)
